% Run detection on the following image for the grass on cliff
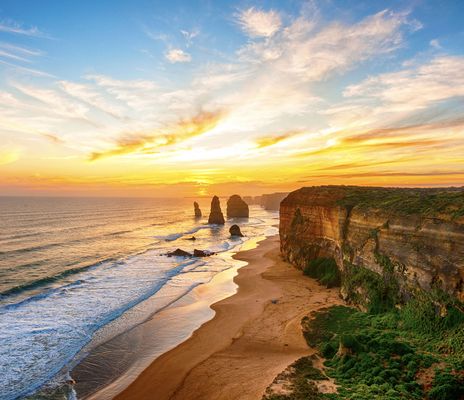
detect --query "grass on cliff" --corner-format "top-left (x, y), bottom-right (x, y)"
top-left (304, 258), bottom-right (341, 288)
top-left (335, 187), bottom-right (464, 220)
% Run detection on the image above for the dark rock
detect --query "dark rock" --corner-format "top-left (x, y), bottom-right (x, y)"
top-left (194, 201), bottom-right (202, 218)
top-left (229, 224), bottom-right (244, 237)
top-left (226, 195), bottom-right (249, 218)
top-left (193, 249), bottom-right (214, 257)
top-left (208, 196), bottom-right (225, 224)
top-left (186, 236), bottom-right (196, 241)
top-left (166, 248), bottom-right (191, 257)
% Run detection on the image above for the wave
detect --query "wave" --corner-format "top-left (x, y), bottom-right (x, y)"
top-left (154, 224), bottom-right (210, 242)
top-left (0, 255), bottom-right (203, 400)
top-left (0, 257), bottom-right (116, 302)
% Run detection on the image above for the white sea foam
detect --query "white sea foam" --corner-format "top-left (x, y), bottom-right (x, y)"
top-left (0, 199), bottom-right (279, 400)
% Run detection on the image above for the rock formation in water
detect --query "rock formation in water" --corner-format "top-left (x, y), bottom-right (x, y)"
top-left (226, 195), bottom-right (249, 218)
top-left (229, 224), bottom-right (244, 237)
top-left (279, 186), bottom-right (464, 306)
top-left (193, 249), bottom-right (214, 257)
top-left (194, 201), bottom-right (202, 218)
top-left (208, 196), bottom-right (225, 225)
top-left (166, 248), bottom-right (214, 257)
top-left (166, 248), bottom-right (192, 257)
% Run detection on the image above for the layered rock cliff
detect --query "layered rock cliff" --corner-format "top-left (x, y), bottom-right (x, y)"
top-left (280, 186), bottom-right (464, 306)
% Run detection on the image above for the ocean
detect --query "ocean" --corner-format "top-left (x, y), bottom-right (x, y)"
top-left (0, 197), bottom-right (278, 400)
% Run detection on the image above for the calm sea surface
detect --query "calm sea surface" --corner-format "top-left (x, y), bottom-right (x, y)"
top-left (0, 197), bottom-right (278, 400)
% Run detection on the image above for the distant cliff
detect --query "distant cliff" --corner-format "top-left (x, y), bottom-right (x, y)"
top-left (280, 186), bottom-right (464, 307)
top-left (260, 192), bottom-right (288, 211)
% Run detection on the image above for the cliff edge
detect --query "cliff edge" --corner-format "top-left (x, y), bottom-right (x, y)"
top-left (280, 186), bottom-right (464, 307)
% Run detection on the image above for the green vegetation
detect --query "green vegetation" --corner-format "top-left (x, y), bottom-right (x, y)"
top-left (342, 259), bottom-right (400, 313)
top-left (297, 299), bottom-right (464, 400)
top-left (263, 356), bottom-right (327, 400)
top-left (334, 186), bottom-right (464, 220)
top-left (304, 258), bottom-right (341, 288)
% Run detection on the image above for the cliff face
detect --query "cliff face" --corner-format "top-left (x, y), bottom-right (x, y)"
top-left (280, 186), bottom-right (464, 304)
top-left (260, 192), bottom-right (289, 211)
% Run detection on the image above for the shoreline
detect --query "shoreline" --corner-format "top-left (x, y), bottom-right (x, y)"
top-left (114, 235), bottom-right (343, 400)
top-left (73, 235), bottom-right (268, 400)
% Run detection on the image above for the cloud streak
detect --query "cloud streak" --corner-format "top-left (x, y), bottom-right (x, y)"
top-left (88, 110), bottom-right (224, 161)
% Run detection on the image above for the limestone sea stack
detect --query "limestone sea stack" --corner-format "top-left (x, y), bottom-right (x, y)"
top-left (229, 224), bottom-right (243, 237)
top-left (226, 195), bottom-right (249, 218)
top-left (208, 196), bottom-right (225, 224)
top-left (194, 201), bottom-right (202, 218)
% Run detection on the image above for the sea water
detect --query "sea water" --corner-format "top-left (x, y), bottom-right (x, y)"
top-left (0, 197), bottom-right (278, 399)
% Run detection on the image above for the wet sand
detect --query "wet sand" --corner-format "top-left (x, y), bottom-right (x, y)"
top-left (115, 235), bottom-right (343, 400)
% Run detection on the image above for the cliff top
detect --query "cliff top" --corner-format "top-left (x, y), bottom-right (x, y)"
top-left (282, 185), bottom-right (464, 221)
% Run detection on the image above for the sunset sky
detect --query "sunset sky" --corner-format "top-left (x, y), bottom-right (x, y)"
top-left (0, 0), bottom-right (463, 197)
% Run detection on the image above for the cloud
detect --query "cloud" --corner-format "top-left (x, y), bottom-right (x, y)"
top-left (0, 20), bottom-right (44, 37)
top-left (0, 59), bottom-right (54, 77)
top-left (58, 80), bottom-right (125, 119)
top-left (235, 7), bottom-right (282, 38)
top-left (181, 29), bottom-right (199, 47)
top-left (13, 83), bottom-right (90, 120)
top-left (430, 39), bottom-right (441, 49)
top-left (238, 9), bottom-right (411, 81)
top-left (88, 110), bottom-right (224, 161)
top-left (165, 48), bottom-right (191, 63)
top-left (343, 56), bottom-right (464, 111)
top-left (254, 132), bottom-right (297, 148)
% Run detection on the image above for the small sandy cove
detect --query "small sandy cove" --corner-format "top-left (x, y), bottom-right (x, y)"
top-left (115, 235), bottom-right (342, 400)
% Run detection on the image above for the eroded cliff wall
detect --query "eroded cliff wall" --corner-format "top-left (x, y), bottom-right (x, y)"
top-left (280, 186), bottom-right (464, 305)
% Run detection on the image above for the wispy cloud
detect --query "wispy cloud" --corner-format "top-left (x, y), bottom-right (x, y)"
top-left (0, 59), bottom-right (55, 77)
top-left (181, 29), bottom-right (199, 47)
top-left (0, 20), bottom-right (44, 36)
top-left (344, 56), bottom-right (464, 112)
top-left (235, 7), bottom-right (282, 38)
top-left (254, 132), bottom-right (298, 148)
top-left (88, 110), bottom-right (224, 161)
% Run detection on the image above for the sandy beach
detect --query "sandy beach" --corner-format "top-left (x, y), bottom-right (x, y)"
top-left (115, 235), bottom-right (342, 400)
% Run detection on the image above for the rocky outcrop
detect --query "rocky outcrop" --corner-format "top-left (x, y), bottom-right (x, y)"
top-left (229, 224), bottom-right (244, 237)
top-left (166, 249), bottom-right (192, 257)
top-left (226, 195), bottom-right (249, 218)
top-left (194, 202), bottom-right (202, 218)
top-left (166, 248), bottom-right (214, 257)
top-left (208, 196), bottom-right (225, 225)
top-left (280, 186), bottom-right (464, 304)
top-left (193, 249), bottom-right (214, 257)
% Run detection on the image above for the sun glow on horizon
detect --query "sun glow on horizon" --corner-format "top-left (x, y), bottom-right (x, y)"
top-left (0, 1), bottom-right (463, 197)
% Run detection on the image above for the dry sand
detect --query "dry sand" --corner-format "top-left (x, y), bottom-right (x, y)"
top-left (115, 235), bottom-right (342, 400)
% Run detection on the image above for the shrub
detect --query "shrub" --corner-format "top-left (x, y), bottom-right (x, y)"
top-left (304, 257), bottom-right (341, 288)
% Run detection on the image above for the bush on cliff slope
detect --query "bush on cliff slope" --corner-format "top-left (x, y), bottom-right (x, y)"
top-left (298, 305), bottom-right (464, 400)
top-left (304, 258), bottom-right (341, 288)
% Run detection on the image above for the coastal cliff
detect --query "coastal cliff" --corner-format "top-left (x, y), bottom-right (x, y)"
top-left (279, 186), bottom-right (464, 307)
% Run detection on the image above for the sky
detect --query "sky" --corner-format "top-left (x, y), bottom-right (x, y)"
top-left (0, 0), bottom-right (463, 197)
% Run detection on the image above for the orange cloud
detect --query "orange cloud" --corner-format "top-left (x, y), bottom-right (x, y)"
top-left (255, 131), bottom-right (298, 148)
top-left (89, 110), bottom-right (224, 161)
